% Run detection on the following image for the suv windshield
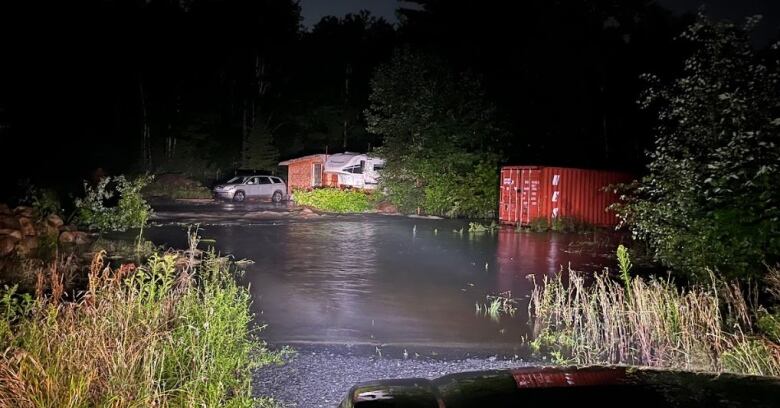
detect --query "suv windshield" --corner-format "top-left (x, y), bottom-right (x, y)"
top-left (226, 176), bottom-right (245, 184)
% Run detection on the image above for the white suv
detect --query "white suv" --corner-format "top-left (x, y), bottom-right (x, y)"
top-left (213, 175), bottom-right (287, 203)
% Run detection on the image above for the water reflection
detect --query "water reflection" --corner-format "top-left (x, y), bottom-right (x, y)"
top-left (143, 217), bottom-right (608, 353)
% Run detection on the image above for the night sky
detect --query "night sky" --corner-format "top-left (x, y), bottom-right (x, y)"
top-left (301, 0), bottom-right (780, 41)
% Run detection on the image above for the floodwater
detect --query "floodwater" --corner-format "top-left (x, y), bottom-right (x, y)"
top-left (142, 211), bottom-right (616, 355)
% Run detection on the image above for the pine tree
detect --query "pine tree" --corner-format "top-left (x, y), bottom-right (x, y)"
top-left (242, 117), bottom-right (280, 173)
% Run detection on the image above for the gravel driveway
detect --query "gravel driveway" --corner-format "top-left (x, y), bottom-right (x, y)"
top-left (253, 345), bottom-right (527, 407)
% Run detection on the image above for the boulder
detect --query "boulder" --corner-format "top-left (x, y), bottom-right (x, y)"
top-left (0, 237), bottom-right (14, 256)
top-left (13, 206), bottom-right (34, 218)
top-left (18, 217), bottom-right (36, 236)
top-left (0, 229), bottom-right (22, 241)
top-left (0, 204), bottom-right (11, 215)
top-left (72, 231), bottom-right (91, 245)
top-left (59, 231), bottom-right (75, 243)
top-left (60, 225), bottom-right (78, 232)
top-left (46, 214), bottom-right (64, 229)
top-left (0, 215), bottom-right (20, 230)
top-left (17, 237), bottom-right (38, 257)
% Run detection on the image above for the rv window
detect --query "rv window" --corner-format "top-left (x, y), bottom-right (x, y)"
top-left (345, 165), bottom-right (363, 174)
top-left (373, 163), bottom-right (384, 171)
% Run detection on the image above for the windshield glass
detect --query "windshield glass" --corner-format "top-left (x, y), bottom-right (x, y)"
top-left (226, 176), bottom-right (244, 184)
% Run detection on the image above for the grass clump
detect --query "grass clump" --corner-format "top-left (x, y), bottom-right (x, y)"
top-left (468, 221), bottom-right (498, 233)
top-left (528, 248), bottom-right (780, 376)
top-left (292, 187), bottom-right (372, 213)
top-left (550, 216), bottom-right (590, 233)
top-left (0, 229), bottom-right (283, 407)
top-left (476, 291), bottom-right (517, 322)
top-left (528, 217), bottom-right (549, 232)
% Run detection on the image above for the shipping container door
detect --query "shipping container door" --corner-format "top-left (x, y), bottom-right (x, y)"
top-left (500, 168), bottom-right (516, 223)
top-left (519, 169), bottom-right (541, 225)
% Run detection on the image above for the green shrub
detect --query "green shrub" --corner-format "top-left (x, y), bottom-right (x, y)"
top-left (0, 232), bottom-right (284, 407)
top-left (75, 175), bottom-right (154, 232)
top-left (550, 216), bottom-right (589, 233)
top-left (613, 15), bottom-right (780, 281)
top-left (528, 217), bottom-right (549, 232)
top-left (293, 188), bottom-right (372, 213)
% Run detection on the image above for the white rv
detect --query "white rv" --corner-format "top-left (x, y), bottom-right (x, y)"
top-left (324, 152), bottom-right (385, 190)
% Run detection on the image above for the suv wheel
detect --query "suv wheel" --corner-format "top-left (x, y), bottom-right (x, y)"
top-left (272, 191), bottom-right (283, 203)
top-left (233, 191), bottom-right (246, 202)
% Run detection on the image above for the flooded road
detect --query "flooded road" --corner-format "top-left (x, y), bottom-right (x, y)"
top-left (143, 210), bottom-right (615, 355)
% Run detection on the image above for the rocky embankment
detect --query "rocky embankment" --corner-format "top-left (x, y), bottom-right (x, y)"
top-left (0, 203), bottom-right (91, 258)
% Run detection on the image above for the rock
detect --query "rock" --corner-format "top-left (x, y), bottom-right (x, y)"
top-left (0, 204), bottom-right (11, 215)
top-left (72, 231), bottom-right (91, 245)
top-left (0, 237), bottom-right (15, 256)
top-left (0, 215), bottom-right (20, 230)
top-left (13, 206), bottom-right (34, 218)
top-left (301, 207), bottom-right (314, 214)
top-left (0, 229), bottom-right (22, 241)
top-left (17, 237), bottom-right (38, 257)
top-left (59, 231), bottom-right (75, 243)
top-left (46, 214), bottom-right (64, 229)
top-left (18, 217), bottom-right (36, 236)
top-left (60, 225), bottom-right (78, 232)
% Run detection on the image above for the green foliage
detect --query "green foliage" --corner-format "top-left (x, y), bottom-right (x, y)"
top-left (0, 236), bottom-right (283, 406)
top-left (614, 14), bottom-right (780, 280)
top-left (242, 114), bottom-right (280, 173)
top-left (18, 184), bottom-right (61, 218)
top-left (0, 285), bottom-right (33, 343)
top-left (365, 50), bottom-right (504, 218)
top-left (468, 221), bottom-right (498, 233)
top-left (617, 244), bottom-right (633, 294)
top-left (293, 188), bottom-right (372, 213)
top-left (75, 175), bottom-right (154, 232)
top-left (528, 265), bottom-right (780, 375)
top-left (756, 311), bottom-right (780, 343)
top-left (550, 216), bottom-right (590, 233)
top-left (528, 217), bottom-right (549, 232)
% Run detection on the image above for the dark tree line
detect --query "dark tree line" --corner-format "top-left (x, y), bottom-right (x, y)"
top-left (0, 0), bottom-right (753, 195)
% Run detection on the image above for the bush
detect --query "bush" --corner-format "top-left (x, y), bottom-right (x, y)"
top-left (0, 232), bottom-right (284, 407)
top-left (75, 175), bottom-right (154, 232)
top-left (142, 174), bottom-right (212, 200)
top-left (614, 15), bottom-right (780, 280)
top-left (528, 217), bottom-right (549, 232)
top-left (292, 188), bottom-right (372, 213)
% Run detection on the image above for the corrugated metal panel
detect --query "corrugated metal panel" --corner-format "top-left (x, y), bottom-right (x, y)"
top-left (499, 166), bottom-right (633, 227)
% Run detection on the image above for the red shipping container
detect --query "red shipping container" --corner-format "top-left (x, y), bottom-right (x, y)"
top-left (499, 166), bottom-right (633, 227)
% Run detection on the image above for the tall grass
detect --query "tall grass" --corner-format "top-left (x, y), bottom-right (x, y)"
top-left (528, 255), bottom-right (780, 375)
top-left (0, 229), bottom-right (283, 407)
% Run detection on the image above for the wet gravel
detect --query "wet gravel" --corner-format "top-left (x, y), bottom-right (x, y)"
top-left (253, 345), bottom-right (528, 407)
